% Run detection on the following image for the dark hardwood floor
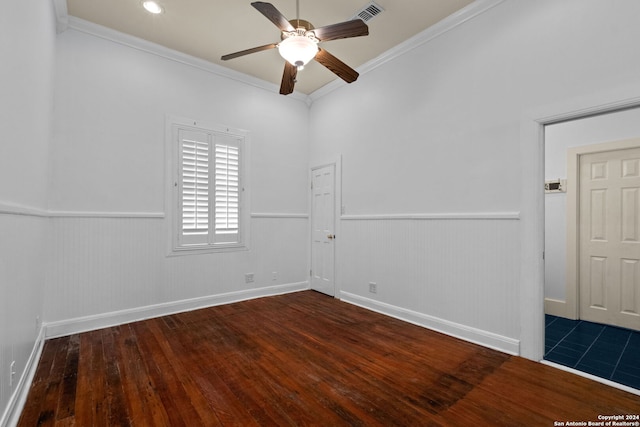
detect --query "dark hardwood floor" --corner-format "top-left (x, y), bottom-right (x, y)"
top-left (19, 291), bottom-right (640, 426)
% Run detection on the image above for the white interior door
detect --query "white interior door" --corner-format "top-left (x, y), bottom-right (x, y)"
top-left (311, 164), bottom-right (335, 296)
top-left (579, 146), bottom-right (640, 330)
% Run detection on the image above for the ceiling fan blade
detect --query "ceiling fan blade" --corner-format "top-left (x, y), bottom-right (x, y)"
top-left (314, 48), bottom-right (359, 83)
top-left (311, 19), bottom-right (369, 42)
top-left (279, 61), bottom-right (297, 95)
top-left (251, 2), bottom-right (295, 32)
top-left (221, 43), bottom-right (278, 61)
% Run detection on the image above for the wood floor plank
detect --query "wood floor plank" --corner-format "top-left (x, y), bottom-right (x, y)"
top-left (487, 357), bottom-right (640, 417)
top-left (214, 314), bottom-right (381, 425)
top-left (18, 291), bottom-right (640, 426)
top-left (243, 294), bottom-right (490, 421)
top-left (17, 335), bottom-right (61, 424)
top-left (115, 323), bottom-right (173, 426)
top-left (73, 333), bottom-right (94, 427)
top-left (228, 302), bottom-right (427, 425)
top-left (35, 336), bottom-right (70, 426)
top-left (56, 334), bottom-right (79, 421)
top-left (101, 327), bottom-right (133, 426)
top-left (188, 322), bottom-right (296, 426)
top-left (87, 329), bottom-right (109, 427)
top-left (129, 321), bottom-right (203, 427)
top-left (158, 320), bottom-right (260, 427)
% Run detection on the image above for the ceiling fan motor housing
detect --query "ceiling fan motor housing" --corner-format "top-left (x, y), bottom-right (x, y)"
top-left (288, 19), bottom-right (314, 33)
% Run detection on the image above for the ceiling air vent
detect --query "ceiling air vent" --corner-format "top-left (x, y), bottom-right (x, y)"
top-left (351, 1), bottom-right (384, 23)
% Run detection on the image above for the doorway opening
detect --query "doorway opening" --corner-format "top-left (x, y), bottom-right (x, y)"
top-left (543, 107), bottom-right (640, 390)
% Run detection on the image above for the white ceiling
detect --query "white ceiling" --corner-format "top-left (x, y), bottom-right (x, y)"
top-left (65, 0), bottom-right (475, 95)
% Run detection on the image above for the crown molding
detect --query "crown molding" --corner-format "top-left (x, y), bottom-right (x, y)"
top-left (309, 0), bottom-right (506, 103)
top-left (53, 0), bottom-right (505, 106)
top-left (51, 0), bottom-right (68, 33)
top-left (60, 15), bottom-right (310, 104)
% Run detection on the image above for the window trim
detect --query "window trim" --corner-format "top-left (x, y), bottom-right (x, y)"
top-left (166, 115), bottom-right (250, 256)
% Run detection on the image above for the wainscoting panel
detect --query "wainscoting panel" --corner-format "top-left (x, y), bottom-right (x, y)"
top-left (0, 212), bottom-right (48, 426)
top-left (44, 215), bottom-right (309, 329)
top-left (338, 216), bottom-right (521, 351)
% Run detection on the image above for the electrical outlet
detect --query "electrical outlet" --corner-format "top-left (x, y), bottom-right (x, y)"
top-left (369, 282), bottom-right (377, 294)
top-left (245, 273), bottom-right (254, 283)
top-left (9, 361), bottom-right (16, 387)
top-left (272, 271), bottom-right (278, 281)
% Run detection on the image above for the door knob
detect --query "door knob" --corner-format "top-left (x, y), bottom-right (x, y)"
top-left (327, 234), bottom-right (335, 240)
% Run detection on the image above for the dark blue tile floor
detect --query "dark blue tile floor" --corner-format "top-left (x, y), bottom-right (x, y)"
top-left (545, 315), bottom-right (640, 390)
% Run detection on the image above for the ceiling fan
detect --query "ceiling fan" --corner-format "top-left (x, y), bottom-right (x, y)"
top-left (221, 1), bottom-right (369, 95)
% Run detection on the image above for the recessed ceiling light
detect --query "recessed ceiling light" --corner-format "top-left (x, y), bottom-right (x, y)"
top-left (142, 1), bottom-right (163, 14)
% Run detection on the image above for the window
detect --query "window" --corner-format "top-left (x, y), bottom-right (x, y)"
top-left (168, 117), bottom-right (249, 254)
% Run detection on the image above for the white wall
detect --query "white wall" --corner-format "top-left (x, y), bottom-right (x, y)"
top-left (544, 107), bottom-right (640, 309)
top-left (44, 28), bottom-right (310, 327)
top-left (310, 0), bottom-right (640, 355)
top-left (0, 0), bottom-right (56, 422)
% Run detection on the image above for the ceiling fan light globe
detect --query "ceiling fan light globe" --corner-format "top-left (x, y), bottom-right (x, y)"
top-left (278, 36), bottom-right (318, 68)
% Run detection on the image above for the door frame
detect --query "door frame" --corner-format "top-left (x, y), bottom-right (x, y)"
top-left (565, 138), bottom-right (640, 320)
top-left (520, 85), bottom-right (640, 361)
top-left (309, 157), bottom-right (342, 298)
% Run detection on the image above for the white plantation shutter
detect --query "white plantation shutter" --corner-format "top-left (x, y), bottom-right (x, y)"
top-left (179, 129), bottom-right (210, 245)
top-left (214, 137), bottom-right (241, 243)
top-left (174, 123), bottom-right (246, 251)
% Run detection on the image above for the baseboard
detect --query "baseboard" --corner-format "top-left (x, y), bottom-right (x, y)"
top-left (0, 326), bottom-right (46, 427)
top-left (544, 298), bottom-right (574, 319)
top-left (45, 282), bottom-right (310, 338)
top-left (340, 291), bottom-right (520, 356)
